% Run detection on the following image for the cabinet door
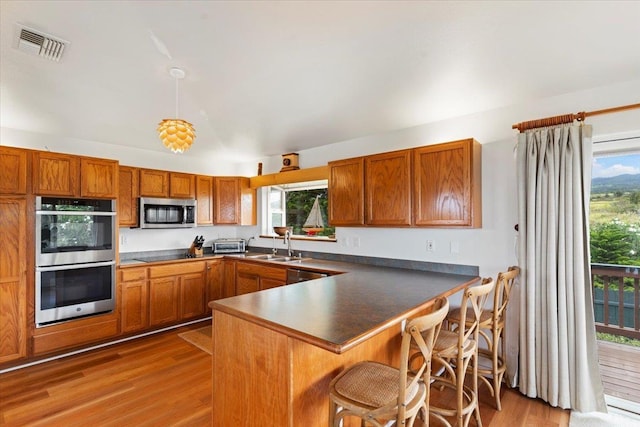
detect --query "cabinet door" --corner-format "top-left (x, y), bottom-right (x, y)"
top-left (120, 279), bottom-right (148, 333)
top-left (413, 139), bottom-right (481, 227)
top-left (328, 157), bottom-right (365, 226)
top-left (118, 166), bottom-right (139, 227)
top-left (222, 260), bottom-right (237, 298)
top-left (206, 260), bottom-right (224, 307)
top-left (180, 272), bottom-right (206, 319)
top-left (236, 271), bottom-right (260, 295)
top-left (170, 172), bottom-right (195, 199)
top-left (0, 147), bottom-right (28, 195)
top-left (32, 151), bottom-right (79, 196)
top-left (0, 197), bottom-right (27, 363)
top-left (81, 157), bottom-right (118, 198)
top-left (149, 277), bottom-right (179, 325)
top-left (196, 175), bottom-right (214, 225)
top-left (214, 177), bottom-right (240, 224)
top-left (260, 277), bottom-right (286, 290)
top-left (365, 150), bottom-right (412, 226)
top-left (139, 169), bottom-right (169, 197)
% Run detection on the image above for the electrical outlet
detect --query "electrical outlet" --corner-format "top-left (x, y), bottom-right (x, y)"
top-left (120, 235), bottom-right (127, 245)
top-left (426, 240), bottom-right (435, 252)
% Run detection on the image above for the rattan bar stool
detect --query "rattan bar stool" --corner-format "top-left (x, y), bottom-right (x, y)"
top-left (429, 278), bottom-right (495, 427)
top-left (328, 297), bottom-right (449, 427)
top-left (446, 267), bottom-right (519, 411)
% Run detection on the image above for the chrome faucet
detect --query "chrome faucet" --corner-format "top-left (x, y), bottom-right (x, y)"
top-left (284, 230), bottom-right (293, 257)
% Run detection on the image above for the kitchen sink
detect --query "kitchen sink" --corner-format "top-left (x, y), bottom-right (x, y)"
top-left (246, 254), bottom-right (304, 262)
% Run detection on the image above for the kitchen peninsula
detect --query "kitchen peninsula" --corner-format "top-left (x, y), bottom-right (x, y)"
top-left (210, 260), bottom-right (478, 426)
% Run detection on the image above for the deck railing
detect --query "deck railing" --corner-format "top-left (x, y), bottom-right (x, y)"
top-left (591, 263), bottom-right (640, 340)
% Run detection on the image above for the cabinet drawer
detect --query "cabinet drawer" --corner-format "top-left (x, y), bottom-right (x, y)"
top-left (119, 267), bottom-right (147, 282)
top-left (32, 318), bottom-right (119, 355)
top-left (149, 262), bottom-right (205, 278)
top-left (237, 262), bottom-right (287, 281)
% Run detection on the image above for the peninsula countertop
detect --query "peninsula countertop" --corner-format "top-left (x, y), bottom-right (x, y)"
top-left (211, 261), bottom-right (479, 354)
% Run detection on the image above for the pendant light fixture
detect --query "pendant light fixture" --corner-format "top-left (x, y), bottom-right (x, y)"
top-left (157, 67), bottom-right (195, 153)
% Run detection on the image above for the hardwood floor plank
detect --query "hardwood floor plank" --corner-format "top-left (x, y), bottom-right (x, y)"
top-left (0, 321), bottom-right (572, 426)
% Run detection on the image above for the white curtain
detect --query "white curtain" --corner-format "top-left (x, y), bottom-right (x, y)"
top-left (516, 123), bottom-right (606, 412)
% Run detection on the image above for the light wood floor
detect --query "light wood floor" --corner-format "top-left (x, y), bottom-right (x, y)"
top-left (598, 340), bottom-right (640, 405)
top-left (0, 321), bottom-right (570, 426)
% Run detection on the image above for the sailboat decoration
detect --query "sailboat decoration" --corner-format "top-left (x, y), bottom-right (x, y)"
top-left (302, 195), bottom-right (325, 235)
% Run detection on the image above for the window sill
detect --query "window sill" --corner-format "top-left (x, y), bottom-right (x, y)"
top-left (259, 234), bottom-right (337, 243)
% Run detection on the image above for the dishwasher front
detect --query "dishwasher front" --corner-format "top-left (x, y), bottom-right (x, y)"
top-left (286, 268), bottom-right (329, 284)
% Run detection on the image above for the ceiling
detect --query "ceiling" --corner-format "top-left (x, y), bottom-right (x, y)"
top-left (1, 1), bottom-right (639, 161)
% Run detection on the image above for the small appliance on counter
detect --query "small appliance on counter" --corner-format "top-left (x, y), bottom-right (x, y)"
top-left (212, 238), bottom-right (246, 254)
top-left (187, 235), bottom-right (205, 258)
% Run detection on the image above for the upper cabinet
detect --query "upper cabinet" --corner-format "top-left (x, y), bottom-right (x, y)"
top-left (119, 166), bottom-right (139, 227)
top-left (214, 177), bottom-right (255, 225)
top-left (139, 169), bottom-right (169, 198)
top-left (196, 175), bottom-right (214, 226)
top-left (328, 157), bottom-right (365, 226)
top-left (365, 150), bottom-right (412, 226)
top-left (32, 151), bottom-right (79, 196)
top-left (0, 146), bottom-right (28, 195)
top-left (413, 139), bottom-right (481, 228)
top-left (327, 139), bottom-right (482, 228)
top-left (80, 158), bottom-right (118, 198)
top-left (32, 151), bottom-right (117, 198)
top-left (169, 172), bottom-right (195, 199)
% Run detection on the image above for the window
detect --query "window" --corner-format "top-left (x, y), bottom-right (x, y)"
top-left (263, 180), bottom-right (336, 239)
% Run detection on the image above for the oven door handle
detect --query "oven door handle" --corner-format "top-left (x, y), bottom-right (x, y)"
top-left (36, 211), bottom-right (116, 216)
top-left (36, 260), bottom-right (116, 272)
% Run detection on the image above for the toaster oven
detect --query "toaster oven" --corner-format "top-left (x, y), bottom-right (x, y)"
top-left (212, 238), bottom-right (246, 254)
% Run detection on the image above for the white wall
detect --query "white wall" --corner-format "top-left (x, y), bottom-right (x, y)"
top-left (245, 79), bottom-right (640, 277)
top-left (3, 79), bottom-right (639, 268)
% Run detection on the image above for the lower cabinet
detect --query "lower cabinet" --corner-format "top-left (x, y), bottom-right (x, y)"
top-left (147, 261), bottom-right (207, 327)
top-left (206, 259), bottom-right (224, 311)
top-left (236, 261), bottom-right (287, 295)
top-left (120, 261), bottom-right (207, 333)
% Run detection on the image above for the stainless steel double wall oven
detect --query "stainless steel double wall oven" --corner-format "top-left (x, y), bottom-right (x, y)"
top-left (35, 196), bottom-right (116, 327)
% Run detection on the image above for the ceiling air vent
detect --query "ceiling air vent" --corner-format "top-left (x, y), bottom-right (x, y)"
top-left (14, 24), bottom-right (69, 62)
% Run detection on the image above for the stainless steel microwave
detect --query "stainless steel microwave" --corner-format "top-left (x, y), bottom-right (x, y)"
top-left (139, 197), bottom-right (196, 228)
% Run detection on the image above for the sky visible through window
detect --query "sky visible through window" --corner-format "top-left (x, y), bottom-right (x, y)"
top-left (592, 153), bottom-right (640, 178)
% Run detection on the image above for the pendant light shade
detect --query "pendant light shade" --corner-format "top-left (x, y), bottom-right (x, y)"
top-left (158, 67), bottom-right (195, 153)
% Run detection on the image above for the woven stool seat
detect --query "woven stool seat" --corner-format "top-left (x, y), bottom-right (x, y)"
top-left (329, 297), bottom-right (449, 427)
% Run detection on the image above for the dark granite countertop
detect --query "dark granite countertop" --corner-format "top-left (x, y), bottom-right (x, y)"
top-left (211, 261), bottom-right (478, 354)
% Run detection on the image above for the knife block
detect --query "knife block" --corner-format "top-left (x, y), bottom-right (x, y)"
top-left (188, 245), bottom-right (204, 258)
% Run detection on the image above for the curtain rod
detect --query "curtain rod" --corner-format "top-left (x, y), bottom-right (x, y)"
top-left (511, 103), bottom-right (640, 132)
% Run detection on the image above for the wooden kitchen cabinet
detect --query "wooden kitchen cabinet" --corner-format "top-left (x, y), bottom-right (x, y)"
top-left (206, 259), bottom-right (224, 309)
top-left (148, 262), bottom-right (206, 326)
top-left (365, 149), bottom-right (412, 226)
top-left (180, 272), bottom-right (206, 319)
top-left (222, 259), bottom-right (237, 298)
top-left (214, 177), bottom-right (255, 225)
top-left (32, 151), bottom-right (118, 199)
top-left (169, 172), bottom-right (195, 199)
top-left (0, 197), bottom-right (28, 363)
top-left (80, 157), bottom-right (118, 198)
top-left (149, 276), bottom-right (179, 326)
top-left (328, 157), bottom-right (365, 226)
top-left (119, 267), bottom-right (148, 333)
top-left (0, 146), bottom-right (28, 195)
top-left (413, 138), bottom-right (482, 227)
top-left (32, 151), bottom-right (79, 196)
top-left (196, 175), bottom-right (214, 225)
top-left (236, 261), bottom-right (287, 295)
top-left (118, 166), bottom-right (139, 227)
top-left (139, 169), bottom-right (169, 197)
